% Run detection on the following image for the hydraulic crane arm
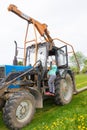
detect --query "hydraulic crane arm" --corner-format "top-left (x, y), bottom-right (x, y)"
top-left (8, 4), bottom-right (80, 70)
top-left (8, 4), bottom-right (54, 47)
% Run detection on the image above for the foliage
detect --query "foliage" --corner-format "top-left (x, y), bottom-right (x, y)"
top-left (69, 51), bottom-right (86, 70)
top-left (70, 66), bottom-right (79, 74)
top-left (82, 66), bottom-right (87, 73)
top-left (81, 59), bottom-right (87, 73)
top-left (18, 61), bottom-right (23, 65)
top-left (84, 59), bottom-right (87, 65)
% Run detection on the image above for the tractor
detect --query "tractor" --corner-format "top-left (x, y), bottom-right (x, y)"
top-left (0, 4), bottom-right (87, 130)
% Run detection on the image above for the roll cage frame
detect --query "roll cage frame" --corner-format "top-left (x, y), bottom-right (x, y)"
top-left (8, 4), bottom-right (80, 70)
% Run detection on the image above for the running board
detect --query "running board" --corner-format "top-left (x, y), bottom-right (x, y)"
top-left (74, 86), bottom-right (87, 95)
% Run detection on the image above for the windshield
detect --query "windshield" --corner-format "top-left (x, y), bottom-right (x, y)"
top-left (26, 45), bottom-right (47, 67)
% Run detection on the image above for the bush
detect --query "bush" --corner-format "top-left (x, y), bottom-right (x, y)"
top-left (70, 66), bottom-right (79, 74)
top-left (81, 66), bottom-right (87, 73)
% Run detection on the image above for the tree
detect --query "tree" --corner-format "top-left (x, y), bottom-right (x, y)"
top-left (69, 51), bottom-right (86, 71)
top-left (70, 66), bottom-right (79, 74)
top-left (81, 59), bottom-right (87, 73)
top-left (18, 61), bottom-right (23, 65)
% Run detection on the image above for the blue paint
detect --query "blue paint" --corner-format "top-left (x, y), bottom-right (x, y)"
top-left (5, 65), bottom-right (32, 75)
top-left (4, 65), bottom-right (32, 89)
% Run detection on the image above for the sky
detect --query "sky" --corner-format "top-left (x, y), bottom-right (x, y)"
top-left (0, 0), bottom-right (87, 65)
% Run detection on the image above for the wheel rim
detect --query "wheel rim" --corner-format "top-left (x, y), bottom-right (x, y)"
top-left (16, 100), bottom-right (32, 122)
top-left (61, 77), bottom-right (72, 101)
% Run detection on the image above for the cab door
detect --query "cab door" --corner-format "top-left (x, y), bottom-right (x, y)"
top-left (57, 45), bottom-right (68, 68)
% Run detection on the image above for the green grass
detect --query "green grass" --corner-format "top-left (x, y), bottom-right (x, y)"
top-left (0, 74), bottom-right (87, 130)
top-left (76, 73), bottom-right (87, 88)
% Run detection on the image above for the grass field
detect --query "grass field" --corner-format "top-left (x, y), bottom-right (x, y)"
top-left (0, 74), bottom-right (87, 130)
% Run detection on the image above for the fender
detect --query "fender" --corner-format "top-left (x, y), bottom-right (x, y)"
top-left (29, 87), bottom-right (43, 108)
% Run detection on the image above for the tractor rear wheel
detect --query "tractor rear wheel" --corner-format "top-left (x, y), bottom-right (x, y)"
top-left (55, 73), bottom-right (73, 105)
top-left (3, 91), bottom-right (35, 129)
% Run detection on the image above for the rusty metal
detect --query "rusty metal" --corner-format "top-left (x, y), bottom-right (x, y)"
top-left (8, 4), bottom-right (54, 63)
top-left (33, 22), bottom-right (38, 66)
top-left (24, 22), bottom-right (29, 65)
top-left (74, 86), bottom-right (87, 95)
top-left (53, 38), bottom-right (80, 71)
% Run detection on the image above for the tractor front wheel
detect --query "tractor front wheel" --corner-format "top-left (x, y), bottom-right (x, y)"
top-left (3, 91), bottom-right (35, 129)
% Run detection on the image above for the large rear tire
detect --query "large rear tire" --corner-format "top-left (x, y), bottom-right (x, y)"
top-left (3, 91), bottom-right (35, 130)
top-left (55, 73), bottom-right (73, 105)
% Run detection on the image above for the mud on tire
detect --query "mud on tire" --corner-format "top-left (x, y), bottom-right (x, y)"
top-left (55, 73), bottom-right (73, 105)
top-left (3, 91), bottom-right (35, 130)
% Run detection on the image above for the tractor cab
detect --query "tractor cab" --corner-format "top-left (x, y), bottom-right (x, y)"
top-left (25, 41), bottom-right (68, 80)
top-left (47, 45), bottom-right (68, 69)
top-left (26, 42), bottom-right (48, 68)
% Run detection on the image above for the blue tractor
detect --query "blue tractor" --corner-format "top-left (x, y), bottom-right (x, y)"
top-left (0, 4), bottom-right (87, 130)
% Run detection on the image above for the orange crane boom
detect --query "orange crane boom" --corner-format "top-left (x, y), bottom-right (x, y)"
top-left (8, 4), bottom-right (80, 69)
top-left (8, 4), bottom-right (54, 47)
